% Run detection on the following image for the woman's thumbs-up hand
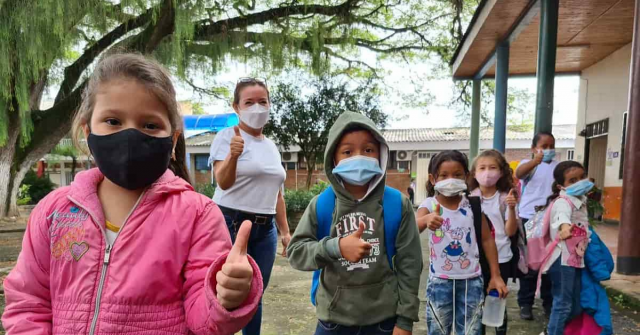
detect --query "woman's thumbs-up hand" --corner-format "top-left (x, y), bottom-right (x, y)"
top-left (230, 126), bottom-right (245, 160)
top-left (216, 220), bottom-right (253, 310)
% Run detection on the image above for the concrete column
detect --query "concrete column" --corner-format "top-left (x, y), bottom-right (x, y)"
top-left (617, 0), bottom-right (640, 275)
top-left (534, 0), bottom-right (559, 134)
top-left (494, 43), bottom-right (509, 153)
top-left (470, 80), bottom-right (481, 164)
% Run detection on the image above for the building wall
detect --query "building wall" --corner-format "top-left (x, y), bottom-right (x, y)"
top-left (575, 43), bottom-right (631, 221)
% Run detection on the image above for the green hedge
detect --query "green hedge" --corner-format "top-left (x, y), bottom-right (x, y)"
top-left (284, 180), bottom-right (329, 214)
top-left (21, 170), bottom-right (56, 204)
top-left (194, 182), bottom-right (216, 198)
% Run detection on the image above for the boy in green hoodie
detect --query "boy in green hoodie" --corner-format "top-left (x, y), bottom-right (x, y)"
top-left (287, 112), bottom-right (423, 335)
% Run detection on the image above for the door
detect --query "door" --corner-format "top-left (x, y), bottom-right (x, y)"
top-left (588, 136), bottom-right (607, 189)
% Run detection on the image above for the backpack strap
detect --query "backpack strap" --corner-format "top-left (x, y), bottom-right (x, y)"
top-left (310, 187), bottom-right (337, 306)
top-left (316, 187), bottom-right (336, 239)
top-left (534, 195), bottom-right (579, 294)
top-left (310, 186), bottom-right (403, 305)
top-left (469, 196), bottom-right (492, 286)
top-left (383, 186), bottom-right (403, 269)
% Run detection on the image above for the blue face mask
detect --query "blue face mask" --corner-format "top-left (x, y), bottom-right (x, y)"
top-left (565, 179), bottom-right (594, 197)
top-left (542, 149), bottom-right (556, 162)
top-left (332, 155), bottom-right (383, 186)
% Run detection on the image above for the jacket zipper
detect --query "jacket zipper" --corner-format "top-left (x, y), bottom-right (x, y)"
top-left (68, 192), bottom-right (145, 335)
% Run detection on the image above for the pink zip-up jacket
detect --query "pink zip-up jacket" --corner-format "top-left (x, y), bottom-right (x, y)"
top-left (2, 168), bottom-right (263, 335)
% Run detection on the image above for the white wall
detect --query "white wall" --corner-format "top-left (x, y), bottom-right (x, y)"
top-left (575, 43), bottom-right (631, 188)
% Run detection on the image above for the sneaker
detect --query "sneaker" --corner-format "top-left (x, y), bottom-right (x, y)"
top-left (520, 305), bottom-right (534, 320)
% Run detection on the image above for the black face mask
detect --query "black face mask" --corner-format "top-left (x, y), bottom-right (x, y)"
top-left (88, 128), bottom-right (173, 190)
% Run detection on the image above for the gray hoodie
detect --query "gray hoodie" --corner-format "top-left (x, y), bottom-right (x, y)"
top-left (287, 112), bottom-right (423, 331)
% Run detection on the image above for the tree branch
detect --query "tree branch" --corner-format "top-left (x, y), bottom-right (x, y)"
top-left (193, 0), bottom-right (357, 39)
top-left (184, 78), bottom-right (227, 100)
top-left (55, 7), bottom-right (155, 103)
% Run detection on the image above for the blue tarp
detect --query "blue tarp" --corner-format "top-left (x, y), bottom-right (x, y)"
top-left (183, 114), bottom-right (239, 136)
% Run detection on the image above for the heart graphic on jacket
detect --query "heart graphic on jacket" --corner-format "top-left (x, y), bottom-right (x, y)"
top-left (70, 242), bottom-right (89, 261)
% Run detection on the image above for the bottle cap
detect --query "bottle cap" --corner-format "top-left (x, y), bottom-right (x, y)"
top-left (488, 290), bottom-right (499, 297)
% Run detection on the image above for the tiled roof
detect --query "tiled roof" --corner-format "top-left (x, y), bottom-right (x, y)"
top-left (382, 124), bottom-right (576, 143)
top-left (186, 124), bottom-right (576, 147)
top-left (186, 132), bottom-right (217, 147)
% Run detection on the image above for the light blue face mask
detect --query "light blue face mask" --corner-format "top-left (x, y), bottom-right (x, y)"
top-left (542, 149), bottom-right (556, 162)
top-left (332, 155), bottom-right (383, 186)
top-left (565, 179), bottom-right (594, 197)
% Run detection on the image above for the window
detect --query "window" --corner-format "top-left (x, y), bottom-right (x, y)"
top-left (282, 162), bottom-right (297, 170)
top-left (586, 119), bottom-right (609, 139)
top-left (418, 152), bottom-right (437, 159)
top-left (567, 150), bottom-right (575, 161)
top-left (620, 112), bottom-right (628, 180)
top-left (398, 161), bottom-right (409, 171)
top-left (194, 154), bottom-right (210, 171)
top-left (387, 151), bottom-right (397, 169)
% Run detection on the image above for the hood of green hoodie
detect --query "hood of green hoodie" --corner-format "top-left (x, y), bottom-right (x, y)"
top-left (324, 112), bottom-right (389, 201)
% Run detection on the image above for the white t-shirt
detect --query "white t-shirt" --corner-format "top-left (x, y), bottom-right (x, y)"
top-left (209, 127), bottom-right (286, 214)
top-left (479, 191), bottom-right (516, 264)
top-left (419, 196), bottom-right (481, 280)
top-left (518, 159), bottom-right (559, 219)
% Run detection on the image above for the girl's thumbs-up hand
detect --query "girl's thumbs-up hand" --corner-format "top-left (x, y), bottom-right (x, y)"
top-left (216, 220), bottom-right (253, 310)
top-left (506, 189), bottom-right (518, 209)
top-left (339, 223), bottom-right (372, 263)
top-left (426, 204), bottom-right (444, 231)
top-left (230, 126), bottom-right (245, 159)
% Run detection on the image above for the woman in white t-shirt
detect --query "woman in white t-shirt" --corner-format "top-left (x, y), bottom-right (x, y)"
top-left (209, 78), bottom-right (289, 335)
top-left (469, 149), bottom-right (519, 335)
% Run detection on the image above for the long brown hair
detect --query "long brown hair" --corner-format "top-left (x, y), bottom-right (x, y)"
top-left (469, 149), bottom-right (513, 193)
top-left (71, 53), bottom-right (191, 184)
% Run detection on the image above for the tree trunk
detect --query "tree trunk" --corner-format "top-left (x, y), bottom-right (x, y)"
top-left (0, 112), bottom-right (21, 218)
top-left (305, 156), bottom-right (316, 190)
top-left (6, 116), bottom-right (73, 218)
top-left (71, 157), bottom-right (77, 179)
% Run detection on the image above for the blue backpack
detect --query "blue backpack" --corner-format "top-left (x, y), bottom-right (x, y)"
top-left (310, 185), bottom-right (403, 306)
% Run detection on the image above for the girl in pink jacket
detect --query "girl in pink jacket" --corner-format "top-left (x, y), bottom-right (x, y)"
top-left (2, 53), bottom-right (263, 335)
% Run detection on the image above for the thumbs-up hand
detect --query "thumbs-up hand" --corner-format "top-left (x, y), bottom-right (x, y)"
top-left (338, 223), bottom-right (372, 263)
top-left (506, 189), bottom-right (518, 209)
top-left (216, 220), bottom-right (253, 310)
top-left (229, 126), bottom-right (245, 159)
top-left (426, 204), bottom-right (444, 231)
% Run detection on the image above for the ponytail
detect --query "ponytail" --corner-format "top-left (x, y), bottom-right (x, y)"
top-left (170, 133), bottom-right (192, 185)
top-left (543, 181), bottom-right (561, 208)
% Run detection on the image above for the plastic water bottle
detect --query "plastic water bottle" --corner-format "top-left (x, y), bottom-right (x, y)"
top-left (482, 290), bottom-right (506, 327)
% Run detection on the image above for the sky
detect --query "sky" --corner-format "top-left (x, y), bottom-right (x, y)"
top-left (173, 51), bottom-right (580, 130)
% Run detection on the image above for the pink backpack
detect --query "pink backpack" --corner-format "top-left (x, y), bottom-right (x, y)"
top-left (524, 195), bottom-right (576, 272)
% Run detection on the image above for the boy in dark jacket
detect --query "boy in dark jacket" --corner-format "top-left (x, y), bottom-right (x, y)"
top-left (287, 112), bottom-right (423, 334)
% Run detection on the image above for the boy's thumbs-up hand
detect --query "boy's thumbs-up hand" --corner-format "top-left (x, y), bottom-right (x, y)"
top-left (506, 189), bottom-right (518, 209)
top-left (216, 220), bottom-right (253, 310)
top-left (339, 222), bottom-right (372, 263)
top-left (230, 126), bottom-right (244, 159)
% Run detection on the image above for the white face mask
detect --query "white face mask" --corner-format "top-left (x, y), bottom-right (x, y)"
top-left (239, 103), bottom-right (270, 129)
top-left (434, 178), bottom-right (467, 197)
